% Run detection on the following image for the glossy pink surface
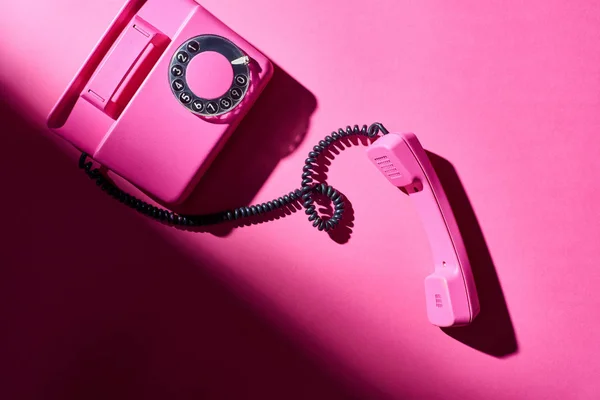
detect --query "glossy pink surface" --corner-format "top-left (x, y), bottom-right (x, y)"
top-left (2, 0), bottom-right (600, 399)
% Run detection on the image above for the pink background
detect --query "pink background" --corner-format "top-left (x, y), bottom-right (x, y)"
top-left (1, 0), bottom-right (600, 398)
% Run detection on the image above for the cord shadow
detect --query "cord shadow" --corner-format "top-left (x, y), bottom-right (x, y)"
top-left (175, 63), bottom-right (316, 236)
top-left (309, 135), bottom-right (373, 244)
top-left (174, 123), bottom-right (374, 243)
top-left (0, 98), bottom-right (393, 400)
top-left (215, 133), bottom-right (371, 243)
top-left (426, 151), bottom-right (518, 358)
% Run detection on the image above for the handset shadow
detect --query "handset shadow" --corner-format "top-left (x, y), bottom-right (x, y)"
top-left (426, 151), bottom-right (519, 358)
top-left (175, 63), bottom-right (317, 236)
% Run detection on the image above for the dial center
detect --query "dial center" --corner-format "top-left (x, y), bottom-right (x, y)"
top-left (185, 51), bottom-right (234, 99)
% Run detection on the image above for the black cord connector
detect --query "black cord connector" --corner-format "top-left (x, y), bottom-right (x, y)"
top-left (78, 122), bottom-right (389, 232)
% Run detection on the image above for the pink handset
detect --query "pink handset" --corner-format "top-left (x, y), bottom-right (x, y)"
top-left (366, 133), bottom-right (480, 327)
top-left (47, 0), bottom-right (273, 205)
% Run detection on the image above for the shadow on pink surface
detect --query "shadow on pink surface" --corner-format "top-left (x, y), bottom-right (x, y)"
top-left (0, 101), bottom-right (393, 398)
top-left (174, 64), bottom-right (316, 234)
top-left (427, 152), bottom-right (519, 358)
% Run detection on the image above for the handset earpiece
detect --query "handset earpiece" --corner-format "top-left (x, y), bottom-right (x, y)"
top-left (366, 133), bottom-right (480, 327)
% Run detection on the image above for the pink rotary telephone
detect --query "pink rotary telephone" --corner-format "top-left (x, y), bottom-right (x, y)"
top-left (46, 0), bottom-right (479, 327)
top-left (47, 0), bottom-right (273, 205)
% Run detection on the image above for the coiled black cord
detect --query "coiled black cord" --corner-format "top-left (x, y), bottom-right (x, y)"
top-left (79, 122), bottom-right (389, 232)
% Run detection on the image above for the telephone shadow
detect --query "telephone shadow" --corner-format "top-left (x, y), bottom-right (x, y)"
top-left (175, 64), bottom-right (317, 237)
top-left (426, 151), bottom-right (518, 358)
top-left (0, 98), bottom-right (391, 400)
